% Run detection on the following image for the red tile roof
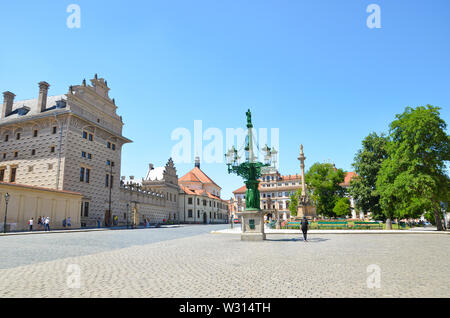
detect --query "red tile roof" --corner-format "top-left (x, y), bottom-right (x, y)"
top-left (179, 167), bottom-right (221, 189)
top-left (180, 184), bottom-right (225, 202)
top-left (233, 185), bottom-right (247, 194)
top-left (341, 172), bottom-right (358, 187)
top-left (280, 174), bottom-right (301, 181)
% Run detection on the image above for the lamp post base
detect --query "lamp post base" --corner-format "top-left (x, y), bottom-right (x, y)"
top-left (237, 210), bottom-right (266, 241)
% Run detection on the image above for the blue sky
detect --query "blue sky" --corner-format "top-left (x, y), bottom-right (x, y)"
top-left (1, 0), bottom-right (449, 199)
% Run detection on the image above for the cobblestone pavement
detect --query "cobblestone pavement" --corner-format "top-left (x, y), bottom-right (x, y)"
top-left (0, 224), bottom-right (228, 269)
top-left (0, 230), bottom-right (448, 298)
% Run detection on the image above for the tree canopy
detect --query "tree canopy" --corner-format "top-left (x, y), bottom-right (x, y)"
top-left (376, 105), bottom-right (450, 230)
top-left (305, 162), bottom-right (346, 218)
top-left (333, 197), bottom-right (351, 217)
top-left (349, 132), bottom-right (388, 220)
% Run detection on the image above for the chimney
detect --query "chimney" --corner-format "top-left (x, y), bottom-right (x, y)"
top-left (195, 156), bottom-right (201, 169)
top-left (2, 91), bottom-right (15, 119)
top-left (38, 81), bottom-right (50, 112)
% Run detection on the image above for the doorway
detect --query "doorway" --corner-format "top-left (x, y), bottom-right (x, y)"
top-left (104, 210), bottom-right (112, 227)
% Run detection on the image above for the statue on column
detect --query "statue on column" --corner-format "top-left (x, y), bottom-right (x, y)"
top-left (297, 144), bottom-right (317, 219)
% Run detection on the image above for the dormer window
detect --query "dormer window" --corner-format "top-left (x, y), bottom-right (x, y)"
top-left (56, 100), bottom-right (66, 109)
top-left (17, 106), bottom-right (30, 116)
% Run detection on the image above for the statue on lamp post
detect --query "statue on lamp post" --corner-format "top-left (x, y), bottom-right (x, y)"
top-left (225, 109), bottom-right (277, 241)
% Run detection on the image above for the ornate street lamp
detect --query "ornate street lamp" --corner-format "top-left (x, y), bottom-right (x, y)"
top-left (225, 109), bottom-right (276, 241)
top-left (3, 193), bottom-right (10, 233)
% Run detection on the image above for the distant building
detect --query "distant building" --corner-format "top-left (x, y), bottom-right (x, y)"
top-left (233, 166), bottom-right (358, 220)
top-left (340, 171), bottom-right (360, 218)
top-left (133, 158), bottom-right (180, 223)
top-left (178, 157), bottom-right (228, 224)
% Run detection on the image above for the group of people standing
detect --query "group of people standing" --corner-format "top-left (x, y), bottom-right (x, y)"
top-left (27, 216), bottom-right (71, 232)
top-left (27, 216), bottom-right (51, 231)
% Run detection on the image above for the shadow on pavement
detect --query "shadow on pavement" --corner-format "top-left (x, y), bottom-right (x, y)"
top-left (266, 237), bottom-right (329, 243)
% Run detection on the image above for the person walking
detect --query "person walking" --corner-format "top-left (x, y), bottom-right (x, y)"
top-left (37, 217), bottom-right (42, 230)
top-left (301, 216), bottom-right (309, 242)
top-left (97, 217), bottom-right (101, 228)
top-left (44, 217), bottom-right (50, 231)
top-left (67, 217), bottom-right (72, 229)
top-left (62, 218), bottom-right (67, 228)
top-left (28, 218), bottom-right (34, 231)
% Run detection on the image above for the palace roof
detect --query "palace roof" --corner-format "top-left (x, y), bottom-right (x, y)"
top-left (179, 167), bottom-right (221, 189)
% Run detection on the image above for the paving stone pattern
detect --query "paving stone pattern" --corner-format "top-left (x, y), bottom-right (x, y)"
top-left (0, 226), bottom-right (448, 298)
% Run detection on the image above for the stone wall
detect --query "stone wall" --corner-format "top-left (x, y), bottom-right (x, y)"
top-left (0, 182), bottom-right (82, 231)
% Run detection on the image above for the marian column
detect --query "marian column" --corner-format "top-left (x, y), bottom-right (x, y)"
top-left (298, 145), bottom-right (307, 196)
top-left (297, 144), bottom-right (317, 219)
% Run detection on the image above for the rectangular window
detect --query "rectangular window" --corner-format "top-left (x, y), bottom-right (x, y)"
top-left (112, 144), bottom-right (116, 151)
top-left (16, 133), bottom-right (20, 140)
top-left (188, 197), bottom-right (193, 204)
top-left (85, 168), bottom-right (90, 183)
top-left (50, 146), bottom-right (55, 153)
top-left (87, 153), bottom-right (92, 159)
top-left (80, 167), bottom-right (85, 182)
top-left (107, 142), bottom-right (111, 149)
top-left (10, 167), bottom-right (16, 183)
top-left (88, 133), bottom-right (93, 141)
top-left (4, 135), bottom-right (8, 142)
top-left (82, 151), bottom-right (86, 158)
top-left (105, 174), bottom-right (109, 187)
top-left (33, 130), bottom-right (38, 137)
top-left (0, 169), bottom-right (4, 181)
top-left (31, 149), bottom-right (36, 156)
top-left (188, 209), bottom-right (193, 218)
top-left (82, 131), bottom-right (87, 139)
top-left (52, 127), bottom-right (57, 134)
top-left (84, 202), bottom-right (89, 217)
top-left (14, 151), bottom-right (18, 158)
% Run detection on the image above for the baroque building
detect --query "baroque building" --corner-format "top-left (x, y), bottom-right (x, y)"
top-left (0, 75), bottom-right (132, 227)
top-left (232, 167), bottom-right (300, 221)
top-left (178, 157), bottom-right (228, 224)
top-left (232, 165), bottom-right (357, 220)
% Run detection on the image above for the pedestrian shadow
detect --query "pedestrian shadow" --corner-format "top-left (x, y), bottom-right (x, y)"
top-left (266, 237), bottom-right (329, 243)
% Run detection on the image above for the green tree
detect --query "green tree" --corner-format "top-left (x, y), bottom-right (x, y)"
top-left (305, 163), bottom-right (346, 218)
top-left (349, 133), bottom-right (388, 220)
top-left (376, 105), bottom-right (450, 230)
top-left (333, 197), bottom-right (351, 217)
top-left (289, 189), bottom-right (302, 216)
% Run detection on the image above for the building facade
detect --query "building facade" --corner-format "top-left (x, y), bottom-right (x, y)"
top-left (0, 76), bottom-right (132, 227)
top-left (178, 158), bottom-right (228, 224)
top-left (232, 166), bottom-right (357, 220)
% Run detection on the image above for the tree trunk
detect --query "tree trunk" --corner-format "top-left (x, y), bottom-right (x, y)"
top-left (434, 207), bottom-right (443, 231)
top-left (386, 218), bottom-right (392, 230)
